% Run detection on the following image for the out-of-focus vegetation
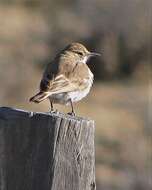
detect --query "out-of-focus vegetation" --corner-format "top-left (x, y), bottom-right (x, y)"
top-left (0, 0), bottom-right (151, 190)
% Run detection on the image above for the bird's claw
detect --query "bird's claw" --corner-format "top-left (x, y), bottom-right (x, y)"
top-left (67, 112), bottom-right (76, 116)
top-left (49, 109), bottom-right (58, 114)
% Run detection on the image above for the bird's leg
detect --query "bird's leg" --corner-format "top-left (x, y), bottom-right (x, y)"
top-left (49, 99), bottom-right (56, 113)
top-left (50, 101), bottom-right (54, 112)
top-left (68, 99), bottom-right (75, 116)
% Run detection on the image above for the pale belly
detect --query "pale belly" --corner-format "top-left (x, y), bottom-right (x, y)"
top-left (68, 85), bottom-right (92, 103)
top-left (49, 85), bottom-right (92, 105)
top-left (49, 78), bottom-right (93, 105)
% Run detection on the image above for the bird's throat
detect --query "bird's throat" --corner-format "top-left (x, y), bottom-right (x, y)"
top-left (82, 56), bottom-right (89, 64)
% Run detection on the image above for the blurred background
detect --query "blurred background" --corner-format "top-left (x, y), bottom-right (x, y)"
top-left (0, 0), bottom-right (151, 189)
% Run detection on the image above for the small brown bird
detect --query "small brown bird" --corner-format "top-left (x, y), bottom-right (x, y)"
top-left (29, 42), bottom-right (100, 115)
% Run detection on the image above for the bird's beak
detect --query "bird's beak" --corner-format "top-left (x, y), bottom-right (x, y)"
top-left (88, 52), bottom-right (101, 57)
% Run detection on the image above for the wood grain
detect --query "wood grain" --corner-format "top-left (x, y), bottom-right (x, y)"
top-left (0, 107), bottom-right (95, 190)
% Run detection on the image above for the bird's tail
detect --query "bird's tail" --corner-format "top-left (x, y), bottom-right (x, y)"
top-left (29, 91), bottom-right (50, 103)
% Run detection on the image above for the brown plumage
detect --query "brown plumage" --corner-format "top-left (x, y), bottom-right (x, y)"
top-left (29, 42), bottom-right (100, 114)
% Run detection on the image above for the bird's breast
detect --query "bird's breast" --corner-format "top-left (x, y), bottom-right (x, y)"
top-left (68, 72), bottom-right (93, 103)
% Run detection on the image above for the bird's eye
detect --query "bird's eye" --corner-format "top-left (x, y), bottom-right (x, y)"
top-left (77, 52), bottom-right (83, 56)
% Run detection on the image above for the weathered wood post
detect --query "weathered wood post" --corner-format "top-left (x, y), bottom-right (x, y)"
top-left (0, 107), bottom-right (96, 190)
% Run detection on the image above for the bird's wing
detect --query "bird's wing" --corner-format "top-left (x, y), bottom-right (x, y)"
top-left (40, 56), bottom-right (90, 95)
top-left (40, 74), bottom-right (82, 95)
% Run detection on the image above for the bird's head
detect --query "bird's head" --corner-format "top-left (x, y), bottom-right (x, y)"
top-left (63, 42), bottom-right (100, 63)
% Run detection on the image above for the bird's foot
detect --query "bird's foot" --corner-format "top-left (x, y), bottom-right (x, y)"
top-left (49, 109), bottom-right (58, 114)
top-left (67, 112), bottom-right (76, 116)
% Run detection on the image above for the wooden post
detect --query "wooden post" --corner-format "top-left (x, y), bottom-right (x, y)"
top-left (0, 107), bottom-right (96, 190)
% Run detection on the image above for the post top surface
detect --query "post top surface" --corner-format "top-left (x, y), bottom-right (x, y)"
top-left (0, 107), bottom-right (94, 124)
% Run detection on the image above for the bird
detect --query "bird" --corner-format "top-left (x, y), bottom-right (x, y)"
top-left (29, 42), bottom-right (100, 115)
